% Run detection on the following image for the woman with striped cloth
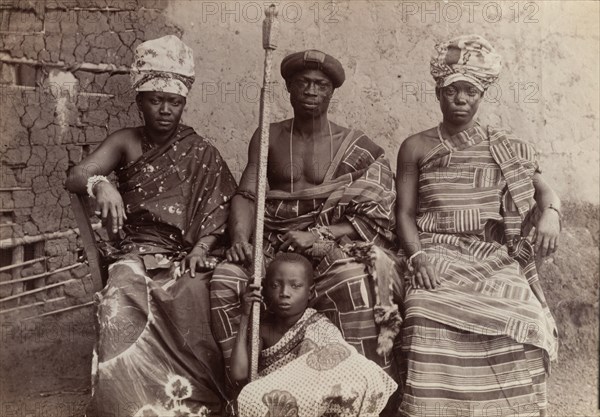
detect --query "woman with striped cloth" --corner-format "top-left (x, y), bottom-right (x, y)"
top-left (395, 35), bottom-right (560, 416)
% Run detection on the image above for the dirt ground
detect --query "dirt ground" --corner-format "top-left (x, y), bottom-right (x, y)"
top-left (1, 307), bottom-right (597, 417)
top-left (2, 296), bottom-right (597, 416)
top-left (1, 205), bottom-right (598, 416)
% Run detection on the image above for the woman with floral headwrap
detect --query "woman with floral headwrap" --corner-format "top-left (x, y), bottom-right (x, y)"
top-left (395, 35), bottom-right (560, 416)
top-left (66, 35), bottom-right (236, 416)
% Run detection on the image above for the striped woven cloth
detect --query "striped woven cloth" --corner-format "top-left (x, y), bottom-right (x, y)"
top-left (398, 124), bottom-right (558, 416)
top-left (262, 128), bottom-right (397, 253)
top-left (210, 129), bottom-right (402, 402)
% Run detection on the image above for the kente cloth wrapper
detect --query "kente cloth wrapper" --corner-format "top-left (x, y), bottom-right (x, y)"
top-left (397, 123), bottom-right (558, 416)
top-left (236, 308), bottom-right (398, 417)
top-left (131, 34), bottom-right (195, 97)
top-left (211, 126), bottom-right (403, 401)
top-left (281, 49), bottom-right (346, 88)
top-left (115, 124), bottom-right (237, 256)
top-left (398, 318), bottom-right (549, 417)
top-left (260, 125), bottom-right (396, 253)
top-left (87, 125), bottom-right (237, 416)
top-left (430, 34), bottom-right (501, 91)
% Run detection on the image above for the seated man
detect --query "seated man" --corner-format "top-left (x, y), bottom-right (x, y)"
top-left (65, 35), bottom-right (237, 416)
top-left (210, 50), bottom-right (402, 396)
top-left (395, 35), bottom-right (560, 416)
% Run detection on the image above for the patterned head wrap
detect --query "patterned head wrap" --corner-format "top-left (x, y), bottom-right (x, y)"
top-left (131, 35), bottom-right (195, 97)
top-left (430, 34), bottom-right (501, 92)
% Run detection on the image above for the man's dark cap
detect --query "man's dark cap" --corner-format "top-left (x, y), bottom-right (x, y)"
top-left (280, 50), bottom-right (345, 88)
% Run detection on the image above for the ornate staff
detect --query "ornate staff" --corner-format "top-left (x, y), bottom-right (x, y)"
top-left (249, 4), bottom-right (278, 381)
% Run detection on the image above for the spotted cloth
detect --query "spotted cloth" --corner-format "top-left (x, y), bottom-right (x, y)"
top-left (210, 128), bottom-right (402, 400)
top-left (397, 124), bottom-right (558, 416)
top-left (87, 125), bottom-right (237, 416)
top-left (115, 124), bottom-right (237, 258)
top-left (236, 308), bottom-right (397, 417)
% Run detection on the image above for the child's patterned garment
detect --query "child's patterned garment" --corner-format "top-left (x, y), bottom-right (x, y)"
top-left (236, 308), bottom-right (397, 417)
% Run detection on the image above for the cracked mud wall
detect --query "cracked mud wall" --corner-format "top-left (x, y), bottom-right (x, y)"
top-left (1, 0), bottom-right (597, 285)
top-left (0, 0), bottom-right (180, 308)
top-left (0, 1), bottom-right (598, 415)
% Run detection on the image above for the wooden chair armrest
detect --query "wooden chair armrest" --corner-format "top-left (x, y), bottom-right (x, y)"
top-left (69, 192), bottom-right (107, 290)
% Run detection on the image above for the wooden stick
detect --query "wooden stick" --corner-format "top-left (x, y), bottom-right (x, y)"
top-left (0, 223), bottom-right (101, 249)
top-left (24, 301), bottom-right (94, 320)
top-left (249, 4), bottom-right (279, 382)
top-left (33, 242), bottom-right (46, 290)
top-left (0, 229), bottom-right (78, 248)
top-left (0, 279), bottom-right (77, 303)
top-left (0, 256), bottom-right (46, 272)
top-left (11, 245), bottom-right (24, 305)
top-left (0, 56), bottom-right (130, 74)
top-left (38, 387), bottom-right (90, 397)
top-left (0, 262), bottom-right (83, 286)
top-left (0, 296), bottom-right (65, 315)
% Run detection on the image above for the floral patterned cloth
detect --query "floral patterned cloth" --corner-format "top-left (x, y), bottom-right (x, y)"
top-left (90, 261), bottom-right (224, 417)
top-left (133, 374), bottom-right (210, 416)
top-left (236, 308), bottom-right (397, 417)
top-left (131, 35), bottom-right (195, 97)
top-left (430, 34), bottom-right (502, 91)
top-left (87, 125), bottom-right (236, 416)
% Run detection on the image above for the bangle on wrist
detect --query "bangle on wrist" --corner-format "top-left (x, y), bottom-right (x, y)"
top-left (86, 175), bottom-right (110, 198)
top-left (407, 250), bottom-right (426, 272)
top-left (320, 226), bottom-right (335, 241)
top-left (543, 203), bottom-right (563, 231)
top-left (309, 225), bottom-right (336, 241)
top-left (309, 227), bottom-right (323, 240)
top-left (194, 242), bottom-right (210, 252)
top-left (544, 204), bottom-right (562, 219)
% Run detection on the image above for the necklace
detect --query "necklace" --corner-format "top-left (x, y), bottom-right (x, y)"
top-left (289, 118), bottom-right (333, 193)
top-left (141, 128), bottom-right (158, 154)
top-left (436, 123), bottom-right (445, 142)
top-left (141, 126), bottom-right (182, 153)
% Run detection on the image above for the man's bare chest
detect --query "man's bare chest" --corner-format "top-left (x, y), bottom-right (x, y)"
top-left (268, 139), bottom-right (335, 184)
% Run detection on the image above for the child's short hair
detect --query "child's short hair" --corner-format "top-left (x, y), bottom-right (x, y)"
top-left (266, 252), bottom-right (314, 284)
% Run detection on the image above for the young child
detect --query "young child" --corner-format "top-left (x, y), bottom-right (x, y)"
top-left (230, 252), bottom-right (397, 417)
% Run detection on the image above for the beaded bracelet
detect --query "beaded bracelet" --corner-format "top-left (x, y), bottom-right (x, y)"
top-left (309, 226), bottom-right (336, 241)
top-left (86, 175), bottom-right (110, 198)
top-left (407, 250), bottom-right (426, 272)
top-left (194, 242), bottom-right (210, 252)
top-left (309, 227), bottom-right (323, 240)
top-left (319, 226), bottom-right (336, 241)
